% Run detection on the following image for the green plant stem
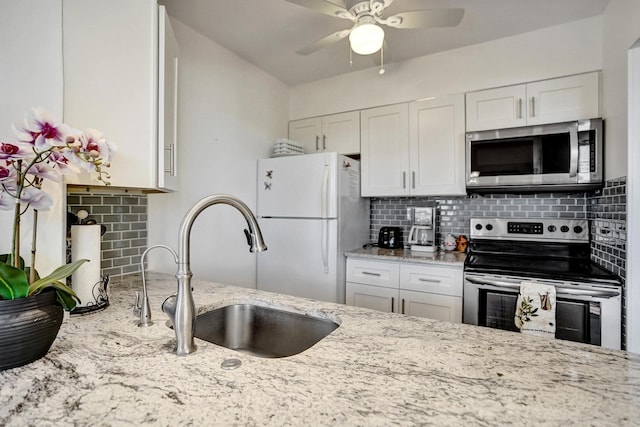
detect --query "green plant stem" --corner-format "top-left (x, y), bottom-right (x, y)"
top-left (29, 209), bottom-right (39, 284)
top-left (11, 201), bottom-right (20, 269)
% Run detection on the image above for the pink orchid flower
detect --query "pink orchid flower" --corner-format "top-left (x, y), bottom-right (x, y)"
top-left (13, 107), bottom-right (70, 152)
top-left (0, 142), bottom-right (32, 160)
top-left (19, 187), bottom-right (53, 211)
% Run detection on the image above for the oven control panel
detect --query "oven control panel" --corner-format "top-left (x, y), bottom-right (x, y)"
top-left (470, 218), bottom-right (588, 242)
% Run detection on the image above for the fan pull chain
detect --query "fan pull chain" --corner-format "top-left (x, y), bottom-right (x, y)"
top-left (379, 45), bottom-right (385, 75)
top-left (349, 46), bottom-right (353, 67)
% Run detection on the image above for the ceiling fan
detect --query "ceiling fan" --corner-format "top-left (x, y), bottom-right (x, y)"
top-left (286, 0), bottom-right (465, 56)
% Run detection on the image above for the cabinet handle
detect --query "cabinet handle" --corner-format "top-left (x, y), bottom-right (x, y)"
top-left (315, 135), bottom-right (319, 151)
top-left (391, 297), bottom-right (395, 313)
top-left (164, 144), bottom-right (175, 176)
top-left (531, 97), bottom-right (536, 118)
top-left (362, 271), bottom-right (381, 277)
top-left (419, 278), bottom-right (441, 283)
top-left (403, 172), bottom-right (406, 189)
top-left (323, 134), bottom-right (326, 150)
top-left (517, 98), bottom-right (523, 119)
top-left (412, 171), bottom-right (416, 189)
top-left (401, 298), bottom-right (405, 315)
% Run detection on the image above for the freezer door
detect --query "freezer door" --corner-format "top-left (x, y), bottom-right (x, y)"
top-left (256, 218), bottom-right (341, 303)
top-left (257, 153), bottom-right (338, 218)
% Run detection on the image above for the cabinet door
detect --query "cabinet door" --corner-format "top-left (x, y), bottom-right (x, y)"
top-left (360, 104), bottom-right (410, 197)
top-left (465, 85), bottom-right (527, 131)
top-left (289, 117), bottom-right (322, 154)
top-left (526, 72), bottom-right (600, 125)
top-left (322, 111), bottom-right (360, 155)
top-left (346, 283), bottom-right (398, 313)
top-left (409, 95), bottom-right (465, 196)
top-left (399, 290), bottom-right (462, 322)
top-left (157, 6), bottom-right (179, 191)
top-left (63, 0), bottom-right (158, 189)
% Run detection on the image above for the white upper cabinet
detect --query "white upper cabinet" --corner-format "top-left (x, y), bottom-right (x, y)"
top-left (63, 0), bottom-right (179, 191)
top-left (465, 85), bottom-right (527, 131)
top-left (466, 72), bottom-right (600, 131)
top-left (288, 111), bottom-right (360, 155)
top-left (361, 96), bottom-right (465, 197)
top-left (409, 95), bottom-right (465, 196)
top-left (360, 104), bottom-right (410, 197)
top-left (158, 5), bottom-right (179, 191)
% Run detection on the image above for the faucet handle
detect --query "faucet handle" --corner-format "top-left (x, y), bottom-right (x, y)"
top-left (243, 228), bottom-right (253, 246)
top-left (133, 292), bottom-right (141, 316)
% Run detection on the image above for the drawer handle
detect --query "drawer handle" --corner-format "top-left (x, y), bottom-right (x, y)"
top-left (362, 271), bottom-right (381, 277)
top-left (401, 298), bottom-right (405, 315)
top-left (391, 296), bottom-right (395, 313)
top-left (419, 278), bottom-right (441, 283)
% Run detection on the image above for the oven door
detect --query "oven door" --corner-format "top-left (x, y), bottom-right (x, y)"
top-left (463, 273), bottom-right (621, 349)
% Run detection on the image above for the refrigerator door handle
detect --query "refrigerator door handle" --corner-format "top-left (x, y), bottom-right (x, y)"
top-left (321, 164), bottom-right (329, 218)
top-left (321, 219), bottom-right (329, 273)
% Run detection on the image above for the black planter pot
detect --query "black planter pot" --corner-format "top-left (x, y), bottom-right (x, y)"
top-left (0, 290), bottom-right (64, 371)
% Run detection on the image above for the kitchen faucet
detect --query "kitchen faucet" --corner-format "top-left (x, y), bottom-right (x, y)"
top-left (163, 194), bottom-right (267, 355)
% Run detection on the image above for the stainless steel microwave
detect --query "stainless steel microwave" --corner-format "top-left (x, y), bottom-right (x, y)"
top-left (466, 118), bottom-right (603, 193)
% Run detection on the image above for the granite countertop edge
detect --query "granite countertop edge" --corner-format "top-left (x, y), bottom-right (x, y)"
top-left (345, 246), bottom-right (466, 266)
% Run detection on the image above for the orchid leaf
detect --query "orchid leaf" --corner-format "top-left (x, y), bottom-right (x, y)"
top-left (0, 263), bottom-right (29, 299)
top-left (0, 254), bottom-right (26, 270)
top-left (56, 290), bottom-right (77, 311)
top-left (28, 259), bottom-right (89, 295)
top-left (49, 281), bottom-right (79, 311)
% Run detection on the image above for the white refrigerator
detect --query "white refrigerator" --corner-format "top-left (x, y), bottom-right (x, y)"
top-left (256, 152), bottom-right (369, 303)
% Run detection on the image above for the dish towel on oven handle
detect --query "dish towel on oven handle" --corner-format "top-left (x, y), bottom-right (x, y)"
top-left (514, 281), bottom-right (556, 338)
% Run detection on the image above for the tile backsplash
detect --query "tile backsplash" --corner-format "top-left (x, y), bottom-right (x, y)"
top-left (370, 192), bottom-right (588, 246)
top-left (67, 191), bottom-right (148, 277)
top-left (369, 178), bottom-right (627, 281)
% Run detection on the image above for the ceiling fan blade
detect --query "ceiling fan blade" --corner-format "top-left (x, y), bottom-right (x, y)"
top-left (296, 29), bottom-right (351, 55)
top-left (384, 8), bottom-right (464, 29)
top-left (285, 0), bottom-right (353, 21)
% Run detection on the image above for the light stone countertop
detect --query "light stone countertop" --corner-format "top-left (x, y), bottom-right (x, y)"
top-left (345, 247), bottom-right (466, 266)
top-left (1, 272), bottom-right (640, 426)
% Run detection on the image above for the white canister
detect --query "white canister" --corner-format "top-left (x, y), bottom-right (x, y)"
top-left (70, 224), bottom-right (102, 307)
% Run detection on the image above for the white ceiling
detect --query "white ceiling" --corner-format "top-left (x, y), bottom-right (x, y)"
top-left (158, 0), bottom-right (610, 86)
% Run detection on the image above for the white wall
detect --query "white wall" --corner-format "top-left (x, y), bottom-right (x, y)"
top-left (0, 0), bottom-right (66, 275)
top-left (147, 19), bottom-right (289, 288)
top-left (601, 0), bottom-right (640, 180)
top-left (289, 17), bottom-right (602, 120)
top-left (601, 0), bottom-right (640, 352)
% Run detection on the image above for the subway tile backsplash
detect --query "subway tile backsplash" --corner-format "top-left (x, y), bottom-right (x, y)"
top-left (67, 191), bottom-right (148, 277)
top-left (370, 192), bottom-right (588, 247)
top-left (369, 179), bottom-right (627, 282)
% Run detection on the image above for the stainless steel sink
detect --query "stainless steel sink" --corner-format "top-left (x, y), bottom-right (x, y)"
top-left (194, 304), bottom-right (339, 358)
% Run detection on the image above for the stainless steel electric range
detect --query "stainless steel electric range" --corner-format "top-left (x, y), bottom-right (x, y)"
top-left (463, 217), bottom-right (622, 349)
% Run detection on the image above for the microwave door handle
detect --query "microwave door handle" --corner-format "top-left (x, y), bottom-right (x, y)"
top-left (569, 124), bottom-right (579, 178)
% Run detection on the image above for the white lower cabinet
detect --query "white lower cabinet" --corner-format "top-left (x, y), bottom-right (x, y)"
top-left (346, 257), bottom-right (463, 323)
top-left (399, 290), bottom-right (462, 322)
top-left (347, 282), bottom-right (398, 313)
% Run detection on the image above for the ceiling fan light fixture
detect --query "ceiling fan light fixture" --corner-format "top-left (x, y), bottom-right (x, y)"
top-left (349, 21), bottom-right (384, 55)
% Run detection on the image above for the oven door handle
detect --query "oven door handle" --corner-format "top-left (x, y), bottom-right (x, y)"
top-left (556, 289), bottom-right (620, 299)
top-left (465, 276), bottom-right (620, 299)
top-left (464, 276), bottom-right (521, 289)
